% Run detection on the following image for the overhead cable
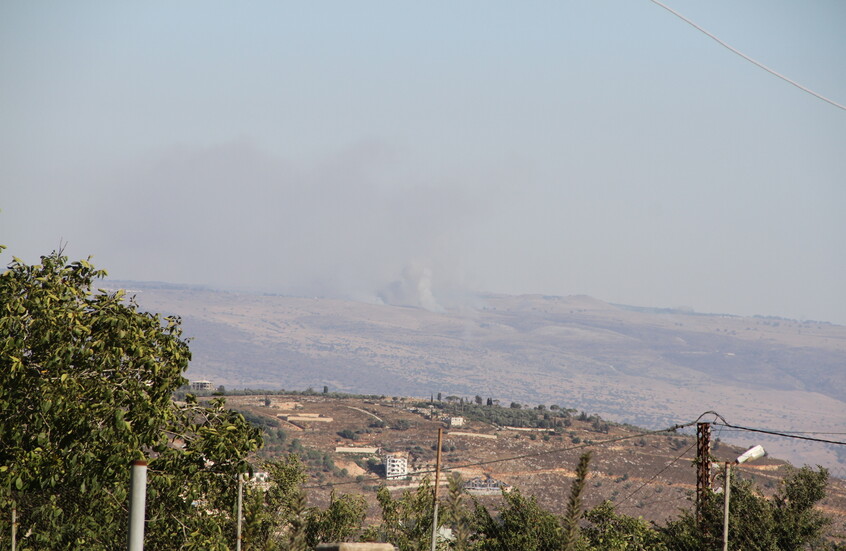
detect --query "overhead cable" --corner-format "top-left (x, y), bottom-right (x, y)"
top-left (649, 0), bottom-right (846, 111)
top-left (303, 421), bottom-right (694, 490)
top-left (616, 440), bottom-right (697, 509)
top-left (712, 422), bottom-right (846, 446)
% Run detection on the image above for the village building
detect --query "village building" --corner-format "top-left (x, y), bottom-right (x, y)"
top-left (464, 475), bottom-right (512, 495)
top-left (384, 451), bottom-right (409, 480)
top-left (189, 380), bottom-right (212, 391)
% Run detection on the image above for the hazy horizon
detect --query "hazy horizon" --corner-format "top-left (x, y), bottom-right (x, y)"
top-left (2, 1), bottom-right (844, 324)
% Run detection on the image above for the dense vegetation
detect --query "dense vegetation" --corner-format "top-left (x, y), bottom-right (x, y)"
top-left (0, 249), bottom-right (839, 550)
top-left (0, 250), bottom-right (263, 549)
top-left (420, 398), bottom-right (618, 433)
top-left (238, 456), bottom-right (835, 551)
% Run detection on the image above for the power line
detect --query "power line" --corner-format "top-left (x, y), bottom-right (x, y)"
top-left (649, 0), bottom-right (846, 111)
top-left (757, 430), bottom-right (846, 436)
top-left (302, 412), bottom-right (843, 492)
top-left (616, 440), bottom-right (697, 509)
top-left (712, 421), bottom-right (846, 446)
top-left (303, 421), bottom-right (695, 490)
top-left (618, 494), bottom-right (691, 512)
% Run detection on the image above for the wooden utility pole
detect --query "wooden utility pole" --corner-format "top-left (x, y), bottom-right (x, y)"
top-left (431, 427), bottom-right (443, 551)
top-left (696, 422), bottom-right (712, 525)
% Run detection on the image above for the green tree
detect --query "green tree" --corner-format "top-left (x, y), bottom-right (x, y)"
top-left (0, 250), bottom-right (261, 550)
top-left (365, 478), bottom-right (436, 551)
top-left (338, 429), bottom-right (359, 441)
top-left (563, 452), bottom-right (592, 550)
top-left (661, 465), bottom-right (831, 551)
top-left (472, 489), bottom-right (562, 551)
top-left (305, 491), bottom-right (367, 547)
top-left (441, 473), bottom-right (473, 551)
top-left (241, 455), bottom-right (312, 550)
top-left (582, 501), bottom-right (667, 551)
top-left (772, 465), bottom-right (831, 550)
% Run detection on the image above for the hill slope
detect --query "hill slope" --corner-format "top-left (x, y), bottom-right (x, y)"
top-left (114, 282), bottom-right (846, 472)
top-left (218, 392), bottom-right (846, 539)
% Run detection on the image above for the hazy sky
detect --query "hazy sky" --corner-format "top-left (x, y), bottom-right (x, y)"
top-left (2, 1), bottom-right (844, 323)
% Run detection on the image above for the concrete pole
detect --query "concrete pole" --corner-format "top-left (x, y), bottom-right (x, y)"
top-left (236, 474), bottom-right (244, 551)
top-left (128, 460), bottom-right (148, 551)
top-left (722, 462), bottom-right (731, 551)
top-left (431, 427), bottom-right (443, 551)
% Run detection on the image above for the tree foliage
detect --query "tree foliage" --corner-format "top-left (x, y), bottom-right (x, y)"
top-left (305, 491), bottom-right (367, 548)
top-left (472, 488), bottom-right (562, 551)
top-left (442, 473), bottom-right (473, 551)
top-left (563, 452), bottom-right (592, 550)
top-left (661, 465), bottom-right (831, 551)
top-left (365, 478), bottom-right (436, 551)
top-left (582, 501), bottom-right (667, 551)
top-left (0, 251), bottom-right (261, 549)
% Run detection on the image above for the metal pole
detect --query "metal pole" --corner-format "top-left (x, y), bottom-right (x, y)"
top-left (431, 427), bottom-right (443, 551)
top-left (11, 503), bottom-right (16, 551)
top-left (128, 460), bottom-right (148, 551)
top-left (722, 462), bottom-right (731, 551)
top-left (236, 474), bottom-right (244, 551)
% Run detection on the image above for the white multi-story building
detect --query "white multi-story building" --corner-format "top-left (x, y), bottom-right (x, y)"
top-left (190, 380), bottom-right (212, 391)
top-left (384, 451), bottom-right (409, 480)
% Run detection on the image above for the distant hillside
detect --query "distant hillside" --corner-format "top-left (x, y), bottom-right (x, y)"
top-left (215, 392), bottom-right (846, 539)
top-left (110, 281), bottom-right (846, 472)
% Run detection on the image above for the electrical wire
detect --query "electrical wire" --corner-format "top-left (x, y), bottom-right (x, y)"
top-left (754, 430), bottom-right (846, 436)
top-left (302, 421), bottom-right (694, 490)
top-left (617, 494), bottom-right (692, 511)
top-left (615, 440), bottom-right (697, 509)
top-left (649, 0), bottom-right (846, 111)
top-left (300, 411), bottom-right (843, 492)
top-left (716, 428), bottom-right (846, 437)
top-left (712, 421), bottom-right (846, 446)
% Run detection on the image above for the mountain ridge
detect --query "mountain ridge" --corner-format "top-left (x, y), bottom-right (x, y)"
top-left (106, 280), bottom-right (846, 472)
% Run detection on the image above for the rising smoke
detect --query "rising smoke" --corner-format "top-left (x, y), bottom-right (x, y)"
top-left (377, 263), bottom-right (444, 312)
top-left (72, 141), bottom-right (487, 311)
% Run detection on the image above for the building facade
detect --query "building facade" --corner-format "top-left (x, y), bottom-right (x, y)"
top-left (449, 416), bottom-right (465, 428)
top-left (384, 451), bottom-right (409, 480)
top-left (190, 380), bottom-right (212, 391)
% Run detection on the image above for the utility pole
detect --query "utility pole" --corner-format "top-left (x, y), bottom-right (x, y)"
top-left (236, 474), bottom-right (244, 551)
top-left (11, 501), bottom-right (16, 551)
top-left (696, 422), bottom-right (711, 525)
top-left (723, 462), bottom-right (731, 551)
top-left (127, 460), bottom-right (148, 551)
top-left (431, 427), bottom-right (443, 551)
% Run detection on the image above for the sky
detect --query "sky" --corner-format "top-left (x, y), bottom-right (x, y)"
top-left (2, 1), bottom-right (845, 323)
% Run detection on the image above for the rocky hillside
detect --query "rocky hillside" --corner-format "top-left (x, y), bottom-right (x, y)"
top-left (114, 281), bottom-right (846, 472)
top-left (215, 392), bottom-right (846, 539)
